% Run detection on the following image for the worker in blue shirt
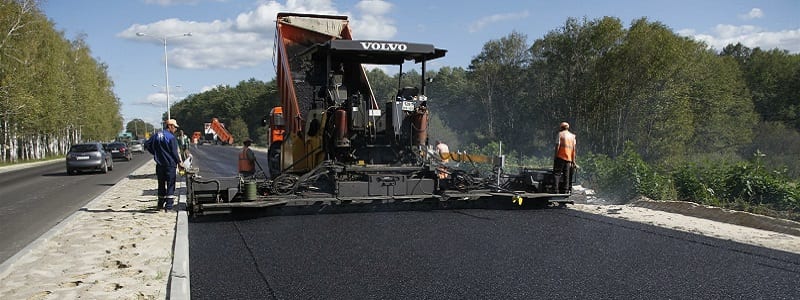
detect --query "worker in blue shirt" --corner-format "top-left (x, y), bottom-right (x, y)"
top-left (145, 119), bottom-right (184, 212)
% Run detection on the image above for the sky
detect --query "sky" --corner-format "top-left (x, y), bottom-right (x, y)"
top-left (41, 0), bottom-right (800, 129)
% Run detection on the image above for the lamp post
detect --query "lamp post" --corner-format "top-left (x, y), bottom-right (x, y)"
top-left (152, 84), bottom-right (182, 125)
top-left (136, 32), bottom-right (192, 120)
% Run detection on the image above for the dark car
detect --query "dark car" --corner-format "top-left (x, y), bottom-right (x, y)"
top-left (105, 142), bottom-right (132, 161)
top-left (66, 142), bottom-right (114, 175)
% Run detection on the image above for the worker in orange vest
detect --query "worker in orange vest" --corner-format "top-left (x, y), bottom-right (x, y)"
top-left (238, 138), bottom-right (257, 177)
top-left (553, 122), bottom-right (577, 193)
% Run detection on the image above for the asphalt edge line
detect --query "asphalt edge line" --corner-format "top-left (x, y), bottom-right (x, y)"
top-left (0, 173), bottom-right (134, 281)
top-left (169, 186), bottom-right (191, 300)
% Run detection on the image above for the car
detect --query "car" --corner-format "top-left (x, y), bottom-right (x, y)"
top-left (66, 142), bottom-right (114, 175)
top-left (129, 140), bottom-right (144, 153)
top-left (105, 142), bottom-right (132, 161)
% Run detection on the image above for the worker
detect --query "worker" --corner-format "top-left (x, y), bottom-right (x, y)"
top-left (144, 119), bottom-right (184, 212)
top-left (436, 140), bottom-right (450, 162)
top-left (238, 138), bottom-right (257, 177)
top-left (435, 140), bottom-right (450, 179)
top-left (176, 130), bottom-right (190, 161)
top-left (553, 122), bottom-right (577, 193)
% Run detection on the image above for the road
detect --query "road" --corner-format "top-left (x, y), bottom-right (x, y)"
top-left (0, 153), bottom-right (148, 263)
top-left (186, 145), bottom-right (800, 299)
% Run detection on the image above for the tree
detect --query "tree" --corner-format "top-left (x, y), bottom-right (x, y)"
top-left (125, 119), bottom-right (155, 140)
top-left (468, 31), bottom-right (531, 146)
top-left (228, 117), bottom-right (249, 145)
top-left (723, 46), bottom-right (800, 131)
top-left (1, 0), bottom-right (121, 162)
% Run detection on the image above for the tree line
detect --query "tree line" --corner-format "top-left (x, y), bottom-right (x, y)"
top-left (1, 0), bottom-right (122, 163)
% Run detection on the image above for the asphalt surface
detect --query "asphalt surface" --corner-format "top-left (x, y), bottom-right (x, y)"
top-left (0, 153), bottom-right (149, 263)
top-left (189, 209), bottom-right (800, 299)
top-left (186, 146), bottom-right (800, 299)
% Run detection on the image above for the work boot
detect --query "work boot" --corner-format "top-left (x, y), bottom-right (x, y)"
top-left (164, 197), bottom-right (175, 212)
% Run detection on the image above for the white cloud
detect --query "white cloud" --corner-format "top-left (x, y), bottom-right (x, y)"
top-left (144, 0), bottom-right (227, 6)
top-left (119, 0), bottom-right (400, 70)
top-left (469, 11), bottom-right (530, 33)
top-left (356, 0), bottom-right (392, 15)
top-left (138, 90), bottom-right (187, 107)
top-left (351, 0), bottom-right (396, 39)
top-left (200, 85), bottom-right (222, 93)
top-left (119, 15), bottom-right (274, 69)
top-left (739, 8), bottom-right (764, 20)
top-left (352, 15), bottom-right (397, 40)
top-left (679, 24), bottom-right (800, 53)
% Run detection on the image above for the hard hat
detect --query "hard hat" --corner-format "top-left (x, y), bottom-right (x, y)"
top-left (560, 122), bottom-right (569, 130)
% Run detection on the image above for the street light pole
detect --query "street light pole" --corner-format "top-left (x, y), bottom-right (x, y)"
top-left (152, 84), bottom-right (182, 125)
top-left (136, 32), bottom-right (192, 121)
top-left (163, 36), bottom-right (171, 120)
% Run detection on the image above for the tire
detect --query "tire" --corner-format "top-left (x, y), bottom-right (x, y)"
top-left (101, 161), bottom-right (109, 174)
top-left (67, 168), bottom-right (75, 175)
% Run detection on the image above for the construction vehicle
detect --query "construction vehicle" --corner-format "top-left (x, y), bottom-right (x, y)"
top-left (203, 118), bottom-right (234, 145)
top-left (184, 12), bottom-right (572, 217)
top-left (192, 131), bottom-right (202, 145)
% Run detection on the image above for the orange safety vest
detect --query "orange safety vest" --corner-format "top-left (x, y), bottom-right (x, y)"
top-left (555, 130), bottom-right (576, 162)
top-left (238, 148), bottom-right (255, 173)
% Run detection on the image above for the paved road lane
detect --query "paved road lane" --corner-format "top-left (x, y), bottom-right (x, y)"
top-left (0, 154), bottom-right (148, 263)
top-left (189, 208), bottom-right (800, 299)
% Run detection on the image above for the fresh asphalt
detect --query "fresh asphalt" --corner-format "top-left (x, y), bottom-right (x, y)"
top-left (186, 146), bottom-right (800, 299)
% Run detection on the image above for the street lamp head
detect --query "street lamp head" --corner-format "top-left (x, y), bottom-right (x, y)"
top-left (136, 32), bottom-right (146, 37)
top-left (184, 33), bottom-right (192, 37)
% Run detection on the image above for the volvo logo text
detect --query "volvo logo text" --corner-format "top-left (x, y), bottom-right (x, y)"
top-left (360, 42), bottom-right (408, 51)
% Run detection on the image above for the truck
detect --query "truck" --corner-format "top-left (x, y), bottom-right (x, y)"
top-left (184, 12), bottom-right (572, 217)
top-left (203, 118), bottom-right (234, 145)
top-left (192, 131), bottom-right (202, 145)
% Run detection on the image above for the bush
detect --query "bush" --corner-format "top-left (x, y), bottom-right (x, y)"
top-left (582, 141), bottom-right (674, 203)
top-left (671, 162), bottom-right (728, 206)
top-left (723, 151), bottom-right (800, 211)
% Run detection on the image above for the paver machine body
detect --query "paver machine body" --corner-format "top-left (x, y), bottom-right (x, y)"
top-left (184, 12), bottom-right (572, 217)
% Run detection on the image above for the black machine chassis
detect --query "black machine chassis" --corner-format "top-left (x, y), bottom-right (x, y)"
top-left (184, 165), bottom-right (574, 218)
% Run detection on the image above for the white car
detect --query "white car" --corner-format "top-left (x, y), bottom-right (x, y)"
top-left (129, 140), bottom-right (145, 153)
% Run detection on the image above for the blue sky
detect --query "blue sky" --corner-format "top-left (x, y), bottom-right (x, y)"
top-left (42, 0), bottom-right (800, 129)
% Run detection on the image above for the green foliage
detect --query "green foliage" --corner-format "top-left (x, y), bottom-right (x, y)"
top-left (581, 142), bottom-right (674, 203)
top-left (671, 161), bottom-right (729, 206)
top-left (586, 144), bottom-right (799, 214)
top-left (125, 119), bottom-right (156, 140)
top-left (170, 78), bottom-right (277, 143)
top-left (725, 46), bottom-right (800, 131)
top-left (741, 121), bottom-right (800, 178)
top-left (227, 117), bottom-right (249, 145)
top-left (724, 151), bottom-right (799, 211)
top-left (1, 0), bottom-right (121, 162)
